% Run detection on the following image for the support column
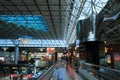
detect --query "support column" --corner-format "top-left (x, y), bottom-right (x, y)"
top-left (85, 41), bottom-right (99, 66)
top-left (4, 51), bottom-right (6, 63)
top-left (55, 52), bottom-right (58, 63)
top-left (15, 45), bottom-right (19, 64)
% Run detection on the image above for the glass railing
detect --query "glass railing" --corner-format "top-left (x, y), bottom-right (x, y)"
top-left (79, 61), bottom-right (120, 80)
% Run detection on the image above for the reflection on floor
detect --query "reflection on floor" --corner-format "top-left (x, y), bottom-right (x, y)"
top-left (52, 62), bottom-right (83, 80)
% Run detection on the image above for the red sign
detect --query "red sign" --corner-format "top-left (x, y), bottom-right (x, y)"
top-left (46, 48), bottom-right (55, 53)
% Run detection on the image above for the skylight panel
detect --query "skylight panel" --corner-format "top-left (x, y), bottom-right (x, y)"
top-left (0, 15), bottom-right (49, 32)
top-left (79, 0), bottom-right (109, 19)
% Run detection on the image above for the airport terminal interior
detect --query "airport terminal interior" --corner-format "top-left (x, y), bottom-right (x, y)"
top-left (0, 0), bottom-right (120, 80)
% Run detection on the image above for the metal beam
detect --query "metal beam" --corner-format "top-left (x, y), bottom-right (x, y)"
top-left (46, 0), bottom-right (58, 39)
top-left (21, 0), bottom-right (47, 39)
top-left (105, 26), bottom-right (119, 36)
top-left (66, 0), bottom-right (87, 43)
top-left (106, 25), bottom-right (120, 34)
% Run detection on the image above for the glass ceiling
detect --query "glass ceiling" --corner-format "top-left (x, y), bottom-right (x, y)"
top-left (79, 0), bottom-right (109, 19)
top-left (0, 15), bottom-right (49, 32)
top-left (0, 0), bottom-right (109, 46)
top-left (66, 0), bottom-right (108, 43)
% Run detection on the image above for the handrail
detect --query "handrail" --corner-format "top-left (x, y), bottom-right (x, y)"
top-left (85, 63), bottom-right (120, 73)
top-left (36, 64), bottom-right (55, 80)
top-left (84, 63), bottom-right (120, 80)
top-left (0, 63), bottom-right (34, 67)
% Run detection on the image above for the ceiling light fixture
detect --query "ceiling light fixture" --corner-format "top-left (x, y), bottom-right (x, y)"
top-left (2, 47), bottom-right (8, 52)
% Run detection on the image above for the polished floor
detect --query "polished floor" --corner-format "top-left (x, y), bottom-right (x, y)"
top-left (52, 62), bottom-right (83, 80)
